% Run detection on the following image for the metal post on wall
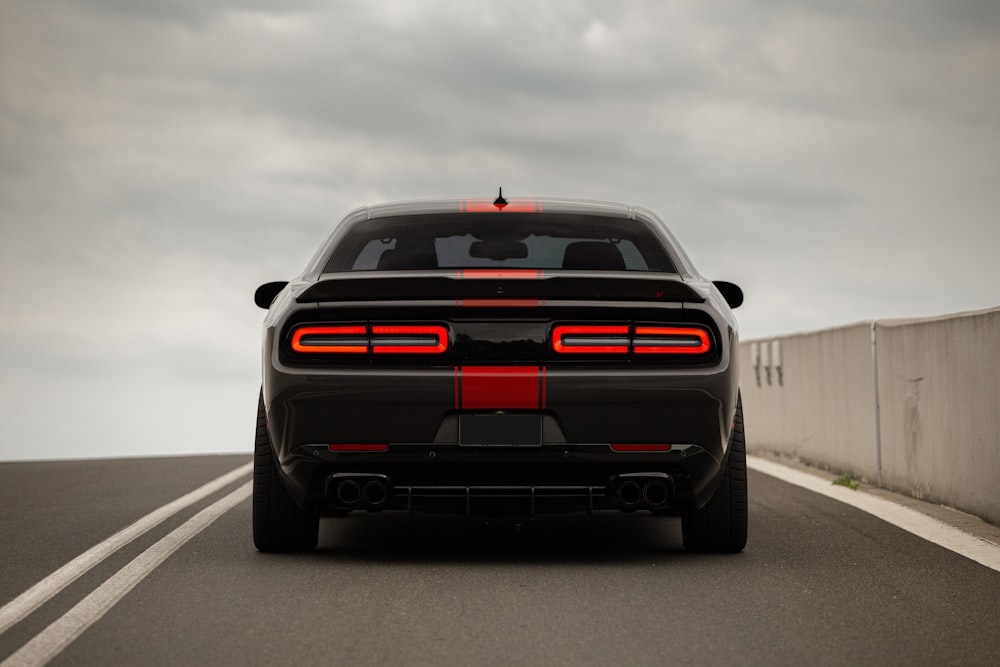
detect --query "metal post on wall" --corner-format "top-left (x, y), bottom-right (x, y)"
top-left (870, 320), bottom-right (883, 486)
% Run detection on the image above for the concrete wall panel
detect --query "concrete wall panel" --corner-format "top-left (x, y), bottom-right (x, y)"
top-left (740, 323), bottom-right (878, 481)
top-left (876, 309), bottom-right (1000, 525)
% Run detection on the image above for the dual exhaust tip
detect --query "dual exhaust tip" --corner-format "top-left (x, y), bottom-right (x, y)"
top-left (615, 476), bottom-right (673, 509)
top-left (330, 476), bottom-right (389, 508)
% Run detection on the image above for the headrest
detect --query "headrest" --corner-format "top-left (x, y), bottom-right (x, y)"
top-left (377, 247), bottom-right (438, 270)
top-left (561, 242), bottom-right (626, 270)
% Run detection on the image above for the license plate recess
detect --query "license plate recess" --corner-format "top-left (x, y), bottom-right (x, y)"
top-left (459, 414), bottom-right (542, 447)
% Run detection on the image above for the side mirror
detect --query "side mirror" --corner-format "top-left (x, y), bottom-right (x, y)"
top-left (713, 281), bottom-right (744, 309)
top-left (254, 281), bottom-right (288, 309)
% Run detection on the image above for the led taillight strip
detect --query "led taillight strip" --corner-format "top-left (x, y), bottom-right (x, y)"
top-left (552, 325), bottom-right (630, 354)
top-left (632, 327), bottom-right (710, 354)
top-left (291, 326), bottom-right (368, 353)
top-left (551, 325), bottom-right (712, 355)
top-left (291, 325), bottom-right (449, 354)
top-left (371, 325), bottom-right (449, 354)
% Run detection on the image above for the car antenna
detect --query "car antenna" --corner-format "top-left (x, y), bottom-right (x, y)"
top-left (493, 186), bottom-right (508, 210)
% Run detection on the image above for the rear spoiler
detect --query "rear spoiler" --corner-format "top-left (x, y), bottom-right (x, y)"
top-left (296, 271), bottom-right (705, 303)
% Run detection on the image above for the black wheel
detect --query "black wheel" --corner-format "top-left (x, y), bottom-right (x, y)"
top-left (253, 391), bottom-right (319, 552)
top-left (682, 393), bottom-right (748, 553)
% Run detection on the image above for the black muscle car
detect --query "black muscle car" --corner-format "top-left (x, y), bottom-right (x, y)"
top-left (253, 194), bottom-right (746, 553)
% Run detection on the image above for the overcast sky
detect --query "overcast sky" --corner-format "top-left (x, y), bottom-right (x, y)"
top-left (2, 0), bottom-right (998, 461)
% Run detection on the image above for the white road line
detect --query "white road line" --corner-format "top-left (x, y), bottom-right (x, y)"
top-left (747, 455), bottom-right (1000, 573)
top-left (0, 462), bottom-right (252, 635)
top-left (1, 481), bottom-right (252, 667)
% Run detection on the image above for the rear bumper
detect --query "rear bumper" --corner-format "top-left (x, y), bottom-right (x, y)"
top-left (263, 352), bottom-right (739, 514)
top-left (287, 445), bottom-right (720, 516)
top-left (324, 470), bottom-right (678, 516)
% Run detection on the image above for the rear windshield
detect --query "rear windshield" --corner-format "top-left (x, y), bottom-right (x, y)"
top-left (323, 213), bottom-right (676, 273)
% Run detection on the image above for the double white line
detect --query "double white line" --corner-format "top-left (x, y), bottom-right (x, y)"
top-left (0, 462), bottom-right (252, 667)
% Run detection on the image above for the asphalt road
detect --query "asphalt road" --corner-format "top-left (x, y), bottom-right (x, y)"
top-left (1, 455), bottom-right (998, 666)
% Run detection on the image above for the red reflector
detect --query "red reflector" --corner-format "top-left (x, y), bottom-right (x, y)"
top-left (328, 444), bottom-right (389, 452)
top-left (610, 444), bottom-right (672, 452)
top-left (632, 327), bottom-right (711, 354)
top-left (291, 326), bottom-right (368, 353)
top-left (371, 325), bottom-right (448, 354)
top-left (552, 325), bottom-right (629, 354)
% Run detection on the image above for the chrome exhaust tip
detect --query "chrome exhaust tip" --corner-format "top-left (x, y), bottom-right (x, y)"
top-left (617, 480), bottom-right (642, 506)
top-left (362, 480), bottom-right (388, 506)
top-left (642, 480), bottom-right (670, 508)
top-left (336, 480), bottom-right (361, 506)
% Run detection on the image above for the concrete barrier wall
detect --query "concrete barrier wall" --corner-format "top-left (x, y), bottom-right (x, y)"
top-left (740, 306), bottom-right (1000, 526)
top-left (739, 323), bottom-right (880, 481)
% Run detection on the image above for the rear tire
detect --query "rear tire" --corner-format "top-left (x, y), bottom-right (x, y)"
top-left (682, 394), bottom-right (748, 553)
top-left (253, 391), bottom-right (319, 552)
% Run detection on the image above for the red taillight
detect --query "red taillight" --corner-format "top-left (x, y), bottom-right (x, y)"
top-left (610, 444), bottom-right (672, 452)
top-left (551, 324), bottom-right (711, 355)
top-left (328, 444), bottom-right (389, 452)
top-left (552, 325), bottom-right (630, 354)
top-left (632, 327), bottom-right (710, 354)
top-left (290, 326), bottom-right (368, 354)
top-left (291, 324), bottom-right (449, 355)
top-left (371, 325), bottom-right (448, 354)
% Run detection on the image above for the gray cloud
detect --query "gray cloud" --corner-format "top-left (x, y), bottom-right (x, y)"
top-left (1, 0), bottom-right (999, 459)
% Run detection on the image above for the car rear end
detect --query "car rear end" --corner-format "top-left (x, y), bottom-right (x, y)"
top-left (259, 199), bottom-right (741, 521)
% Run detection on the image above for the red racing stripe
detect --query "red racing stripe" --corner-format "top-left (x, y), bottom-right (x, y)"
top-left (456, 269), bottom-right (544, 279)
top-left (541, 366), bottom-right (547, 409)
top-left (457, 366), bottom-right (545, 409)
top-left (461, 198), bottom-right (541, 213)
top-left (457, 298), bottom-right (544, 307)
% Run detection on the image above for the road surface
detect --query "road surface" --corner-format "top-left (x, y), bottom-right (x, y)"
top-left (1, 455), bottom-right (998, 666)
